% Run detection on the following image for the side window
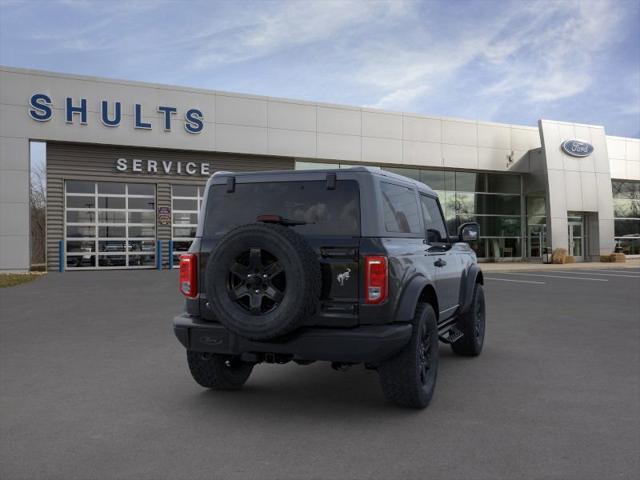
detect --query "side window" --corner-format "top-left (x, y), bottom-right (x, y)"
top-left (420, 195), bottom-right (448, 244)
top-left (380, 182), bottom-right (421, 234)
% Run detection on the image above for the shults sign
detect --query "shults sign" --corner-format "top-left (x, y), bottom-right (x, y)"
top-left (28, 93), bottom-right (204, 134)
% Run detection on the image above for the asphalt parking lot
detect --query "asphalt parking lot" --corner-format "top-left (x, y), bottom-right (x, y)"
top-left (1, 267), bottom-right (639, 480)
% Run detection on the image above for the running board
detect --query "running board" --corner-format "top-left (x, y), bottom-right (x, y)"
top-left (439, 326), bottom-right (463, 344)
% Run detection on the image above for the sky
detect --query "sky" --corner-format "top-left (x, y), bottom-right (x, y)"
top-left (1, 0), bottom-right (639, 137)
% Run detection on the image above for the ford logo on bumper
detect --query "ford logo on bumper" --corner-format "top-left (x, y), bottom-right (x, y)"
top-left (561, 139), bottom-right (594, 157)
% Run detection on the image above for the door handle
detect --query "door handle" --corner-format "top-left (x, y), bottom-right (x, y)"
top-left (434, 258), bottom-right (447, 267)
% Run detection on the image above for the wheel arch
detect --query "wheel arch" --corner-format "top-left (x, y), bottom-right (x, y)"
top-left (395, 276), bottom-right (440, 323)
top-left (418, 284), bottom-right (439, 322)
top-left (458, 264), bottom-right (483, 314)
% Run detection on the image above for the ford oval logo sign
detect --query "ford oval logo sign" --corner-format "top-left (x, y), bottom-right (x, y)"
top-left (561, 139), bottom-right (594, 157)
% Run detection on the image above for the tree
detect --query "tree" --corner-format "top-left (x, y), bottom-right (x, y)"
top-left (30, 161), bottom-right (46, 268)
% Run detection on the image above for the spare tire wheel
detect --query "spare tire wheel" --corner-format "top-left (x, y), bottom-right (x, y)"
top-left (205, 223), bottom-right (321, 340)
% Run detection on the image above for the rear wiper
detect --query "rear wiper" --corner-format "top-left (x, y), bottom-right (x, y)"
top-left (256, 215), bottom-right (309, 226)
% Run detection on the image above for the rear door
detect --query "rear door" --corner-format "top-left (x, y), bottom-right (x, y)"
top-left (203, 178), bottom-right (362, 319)
top-left (420, 194), bottom-right (462, 318)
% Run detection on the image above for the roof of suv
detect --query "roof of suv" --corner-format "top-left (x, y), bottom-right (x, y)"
top-left (210, 166), bottom-right (436, 196)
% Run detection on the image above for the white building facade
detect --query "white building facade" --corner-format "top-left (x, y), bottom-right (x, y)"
top-left (1, 66), bottom-right (638, 271)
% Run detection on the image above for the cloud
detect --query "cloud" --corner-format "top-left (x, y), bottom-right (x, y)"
top-left (360, 37), bottom-right (496, 109)
top-left (353, 0), bottom-right (624, 111)
top-left (368, 84), bottom-right (430, 110)
top-left (480, 0), bottom-right (623, 102)
top-left (188, 0), bottom-right (410, 70)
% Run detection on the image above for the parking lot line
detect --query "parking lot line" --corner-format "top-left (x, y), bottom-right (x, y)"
top-left (497, 272), bottom-right (608, 282)
top-left (485, 277), bottom-right (546, 285)
top-left (582, 269), bottom-right (640, 274)
top-left (551, 271), bottom-right (640, 278)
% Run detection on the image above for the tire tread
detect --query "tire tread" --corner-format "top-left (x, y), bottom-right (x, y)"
top-left (378, 303), bottom-right (439, 408)
top-left (451, 283), bottom-right (485, 356)
top-left (205, 223), bottom-right (321, 340)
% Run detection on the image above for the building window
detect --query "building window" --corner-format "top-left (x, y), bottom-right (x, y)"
top-left (294, 161), bottom-right (524, 259)
top-left (526, 195), bottom-right (547, 258)
top-left (384, 168), bottom-right (523, 258)
top-left (612, 180), bottom-right (640, 255)
top-left (65, 181), bottom-right (156, 269)
top-left (171, 185), bottom-right (204, 265)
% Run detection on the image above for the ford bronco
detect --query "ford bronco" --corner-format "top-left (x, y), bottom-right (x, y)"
top-left (173, 167), bottom-right (485, 408)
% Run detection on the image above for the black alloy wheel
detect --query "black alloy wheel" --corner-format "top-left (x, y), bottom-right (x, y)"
top-left (205, 222), bottom-right (321, 340)
top-left (418, 329), bottom-right (433, 386)
top-left (473, 288), bottom-right (485, 343)
top-left (227, 247), bottom-right (286, 315)
top-left (378, 303), bottom-right (439, 408)
top-left (450, 283), bottom-right (486, 356)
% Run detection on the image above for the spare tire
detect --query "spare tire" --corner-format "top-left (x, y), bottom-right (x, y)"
top-left (204, 223), bottom-right (321, 340)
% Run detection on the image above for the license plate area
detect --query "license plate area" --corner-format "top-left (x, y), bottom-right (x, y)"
top-left (190, 325), bottom-right (233, 353)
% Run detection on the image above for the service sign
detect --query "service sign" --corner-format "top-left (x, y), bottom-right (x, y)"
top-left (561, 139), bottom-right (594, 157)
top-left (115, 158), bottom-right (210, 176)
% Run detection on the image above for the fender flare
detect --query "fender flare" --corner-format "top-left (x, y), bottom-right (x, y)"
top-left (394, 275), bottom-right (434, 323)
top-left (458, 264), bottom-right (483, 314)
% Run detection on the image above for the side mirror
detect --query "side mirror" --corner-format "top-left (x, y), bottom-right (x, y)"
top-left (458, 222), bottom-right (480, 243)
top-left (426, 228), bottom-right (443, 244)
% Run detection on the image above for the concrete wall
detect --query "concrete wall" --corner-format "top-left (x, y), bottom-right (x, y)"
top-left (0, 66), bottom-right (543, 170)
top-left (539, 119), bottom-right (615, 257)
top-left (0, 137), bottom-right (29, 271)
top-left (606, 136), bottom-right (640, 181)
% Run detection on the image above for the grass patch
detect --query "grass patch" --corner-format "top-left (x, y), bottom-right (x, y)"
top-left (0, 273), bottom-right (44, 288)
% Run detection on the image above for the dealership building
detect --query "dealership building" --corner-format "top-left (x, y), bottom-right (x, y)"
top-left (0, 66), bottom-right (639, 272)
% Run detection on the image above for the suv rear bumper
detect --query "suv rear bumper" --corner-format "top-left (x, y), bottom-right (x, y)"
top-left (173, 313), bottom-right (412, 363)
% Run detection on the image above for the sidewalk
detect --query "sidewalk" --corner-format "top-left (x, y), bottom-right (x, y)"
top-left (480, 258), bottom-right (640, 273)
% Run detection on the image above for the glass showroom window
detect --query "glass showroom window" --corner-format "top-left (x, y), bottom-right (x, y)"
top-left (294, 161), bottom-right (524, 259)
top-left (65, 181), bottom-right (156, 269)
top-left (612, 180), bottom-right (640, 255)
top-left (384, 168), bottom-right (523, 259)
top-left (171, 185), bottom-right (204, 265)
top-left (526, 195), bottom-right (547, 258)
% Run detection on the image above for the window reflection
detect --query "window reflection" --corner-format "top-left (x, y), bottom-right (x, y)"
top-left (67, 196), bottom-right (95, 208)
top-left (98, 197), bottom-right (126, 209)
top-left (612, 180), bottom-right (640, 256)
top-left (296, 162), bottom-right (524, 259)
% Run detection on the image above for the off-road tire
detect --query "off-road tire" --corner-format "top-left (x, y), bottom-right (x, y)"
top-left (451, 283), bottom-right (485, 356)
top-left (205, 223), bottom-right (321, 341)
top-left (378, 303), bottom-right (439, 408)
top-left (187, 351), bottom-right (253, 390)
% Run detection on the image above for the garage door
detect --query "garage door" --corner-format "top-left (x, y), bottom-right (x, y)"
top-left (171, 184), bottom-right (204, 266)
top-left (65, 180), bottom-right (156, 269)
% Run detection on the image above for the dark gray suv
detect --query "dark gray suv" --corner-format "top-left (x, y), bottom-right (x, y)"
top-left (173, 167), bottom-right (485, 408)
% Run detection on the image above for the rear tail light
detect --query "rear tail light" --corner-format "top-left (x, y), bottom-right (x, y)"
top-left (179, 254), bottom-right (198, 298)
top-left (364, 256), bottom-right (388, 304)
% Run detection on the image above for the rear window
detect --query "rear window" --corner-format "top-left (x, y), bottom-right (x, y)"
top-left (380, 182), bottom-right (421, 234)
top-left (203, 180), bottom-right (360, 237)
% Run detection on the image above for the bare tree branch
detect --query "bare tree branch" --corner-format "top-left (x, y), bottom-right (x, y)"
top-left (30, 162), bottom-right (46, 266)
